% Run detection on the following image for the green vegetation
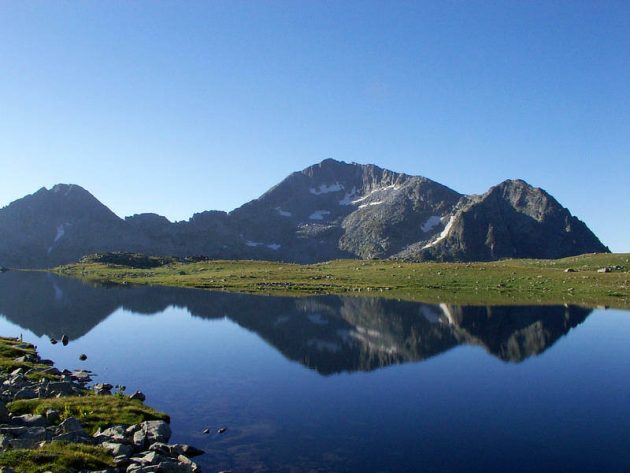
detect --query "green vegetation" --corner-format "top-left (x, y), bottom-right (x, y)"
top-left (0, 336), bottom-right (170, 471)
top-left (0, 442), bottom-right (113, 473)
top-left (8, 396), bottom-right (169, 434)
top-left (0, 336), bottom-right (56, 378)
top-left (55, 253), bottom-right (630, 309)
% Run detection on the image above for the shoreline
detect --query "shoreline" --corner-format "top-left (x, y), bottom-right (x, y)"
top-left (0, 336), bottom-right (204, 473)
top-left (51, 252), bottom-right (630, 309)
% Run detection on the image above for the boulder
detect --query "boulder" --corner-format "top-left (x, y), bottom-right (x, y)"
top-left (141, 420), bottom-right (171, 444)
top-left (102, 441), bottom-right (134, 457)
top-left (10, 414), bottom-right (48, 427)
top-left (130, 390), bottom-right (146, 402)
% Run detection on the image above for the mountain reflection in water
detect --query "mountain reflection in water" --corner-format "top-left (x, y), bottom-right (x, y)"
top-left (0, 271), bottom-right (590, 374)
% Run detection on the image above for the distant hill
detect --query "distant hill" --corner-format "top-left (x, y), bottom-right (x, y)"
top-left (0, 159), bottom-right (608, 268)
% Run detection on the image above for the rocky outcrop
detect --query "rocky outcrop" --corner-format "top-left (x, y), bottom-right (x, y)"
top-left (401, 179), bottom-right (608, 261)
top-left (0, 337), bottom-right (203, 472)
top-left (0, 160), bottom-right (608, 268)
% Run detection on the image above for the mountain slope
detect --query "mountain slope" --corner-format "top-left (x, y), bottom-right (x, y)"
top-left (0, 184), bottom-right (129, 267)
top-left (400, 179), bottom-right (608, 261)
top-left (0, 160), bottom-right (609, 268)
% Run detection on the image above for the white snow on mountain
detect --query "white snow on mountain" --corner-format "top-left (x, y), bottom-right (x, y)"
top-left (310, 183), bottom-right (343, 195)
top-left (309, 210), bottom-right (331, 220)
top-left (422, 215), bottom-right (456, 249)
top-left (275, 207), bottom-right (292, 217)
top-left (421, 216), bottom-right (442, 233)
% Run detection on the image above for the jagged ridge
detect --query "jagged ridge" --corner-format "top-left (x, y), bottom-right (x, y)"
top-left (0, 159), bottom-right (609, 268)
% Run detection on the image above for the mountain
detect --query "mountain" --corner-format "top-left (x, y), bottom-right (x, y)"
top-left (0, 159), bottom-right (608, 268)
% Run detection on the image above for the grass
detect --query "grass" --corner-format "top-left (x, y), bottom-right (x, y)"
top-left (0, 336), bottom-right (57, 378)
top-left (7, 395), bottom-right (169, 435)
top-left (54, 252), bottom-right (630, 309)
top-left (0, 336), bottom-right (170, 471)
top-left (0, 442), bottom-right (113, 473)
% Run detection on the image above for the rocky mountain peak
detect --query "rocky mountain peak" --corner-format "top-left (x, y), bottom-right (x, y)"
top-left (0, 160), bottom-right (609, 268)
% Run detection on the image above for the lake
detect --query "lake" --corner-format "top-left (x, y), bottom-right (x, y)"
top-left (0, 271), bottom-right (629, 472)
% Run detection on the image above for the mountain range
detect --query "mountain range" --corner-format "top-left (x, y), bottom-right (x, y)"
top-left (0, 158), bottom-right (608, 268)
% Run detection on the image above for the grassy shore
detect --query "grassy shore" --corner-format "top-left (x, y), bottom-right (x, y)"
top-left (0, 336), bottom-right (168, 472)
top-left (54, 253), bottom-right (630, 309)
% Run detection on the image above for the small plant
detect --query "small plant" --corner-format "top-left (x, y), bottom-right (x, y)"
top-left (62, 403), bottom-right (73, 421)
top-left (114, 385), bottom-right (126, 399)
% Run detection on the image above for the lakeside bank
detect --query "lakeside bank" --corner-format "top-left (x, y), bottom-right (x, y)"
top-left (0, 336), bottom-right (204, 473)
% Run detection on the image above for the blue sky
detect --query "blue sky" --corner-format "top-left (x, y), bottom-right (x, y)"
top-left (0, 1), bottom-right (628, 251)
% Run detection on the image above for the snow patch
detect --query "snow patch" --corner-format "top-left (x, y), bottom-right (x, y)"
top-left (351, 184), bottom-right (400, 204)
top-left (309, 210), bottom-right (331, 220)
top-left (54, 224), bottom-right (66, 242)
top-left (338, 187), bottom-right (357, 205)
top-left (47, 223), bottom-right (68, 254)
top-left (53, 283), bottom-right (63, 302)
top-left (307, 313), bottom-right (329, 325)
top-left (419, 305), bottom-right (441, 323)
top-left (275, 207), bottom-right (292, 217)
top-left (310, 183), bottom-right (343, 195)
top-left (422, 216), bottom-right (456, 249)
top-left (440, 303), bottom-right (456, 325)
top-left (274, 315), bottom-right (290, 325)
top-left (267, 243), bottom-right (281, 250)
top-left (245, 240), bottom-right (262, 247)
top-left (421, 215), bottom-right (442, 233)
top-left (358, 201), bottom-right (383, 209)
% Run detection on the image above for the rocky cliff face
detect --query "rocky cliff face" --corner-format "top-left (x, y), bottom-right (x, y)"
top-left (0, 159), bottom-right (609, 268)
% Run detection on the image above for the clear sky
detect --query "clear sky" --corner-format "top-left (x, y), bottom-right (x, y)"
top-left (0, 1), bottom-right (628, 251)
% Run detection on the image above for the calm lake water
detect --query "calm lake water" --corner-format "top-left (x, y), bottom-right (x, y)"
top-left (0, 271), bottom-right (629, 472)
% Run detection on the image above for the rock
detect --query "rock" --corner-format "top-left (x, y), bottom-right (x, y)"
top-left (50, 337), bottom-right (58, 344)
top-left (10, 414), bottom-right (48, 427)
top-left (157, 461), bottom-right (197, 472)
top-left (102, 441), bottom-right (134, 457)
top-left (14, 355), bottom-right (36, 363)
top-left (56, 417), bottom-right (84, 434)
top-left (217, 426), bottom-right (227, 434)
top-left (96, 425), bottom-right (129, 444)
top-left (41, 366), bottom-right (61, 376)
top-left (13, 387), bottom-right (37, 400)
top-left (61, 334), bottom-right (69, 345)
top-left (9, 437), bottom-right (43, 449)
top-left (129, 390), bottom-right (146, 402)
top-left (0, 426), bottom-right (27, 436)
top-left (53, 430), bottom-right (94, 443)
top-left (564, 268), bottom-right (576, 273)
top-left (94, 383), bottom-right (113, 396)
top-left (79, 353), bottom-right (88, 361)
top-left (141, 420), bottom-right (171, 444)
top-left (113, 454), bottom-right (132, 467)
top-left (126, 464), bottom-right (159, 473)
top-left (0, 400), bottom-right (9, 423)
top-left (201, 428), bottom-right (209, 434)
top-left (176, 455), bottom-right (201, 473)
top-left (597, 267), bottom-right (611, 273)
top-left (71, 369), bottom-right (92, 383)
top-left (44, 408), bottom-right (61, 423)
top-left (149, 443), bottom-right (204, 458)
top-left (133, 429), bottom-right (147, 450)
top-left (47, 381), bottom-right (78, 395)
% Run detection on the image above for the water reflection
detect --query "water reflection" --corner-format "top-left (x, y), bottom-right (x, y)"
top-left (0, 271), bottom-right (591, 374)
